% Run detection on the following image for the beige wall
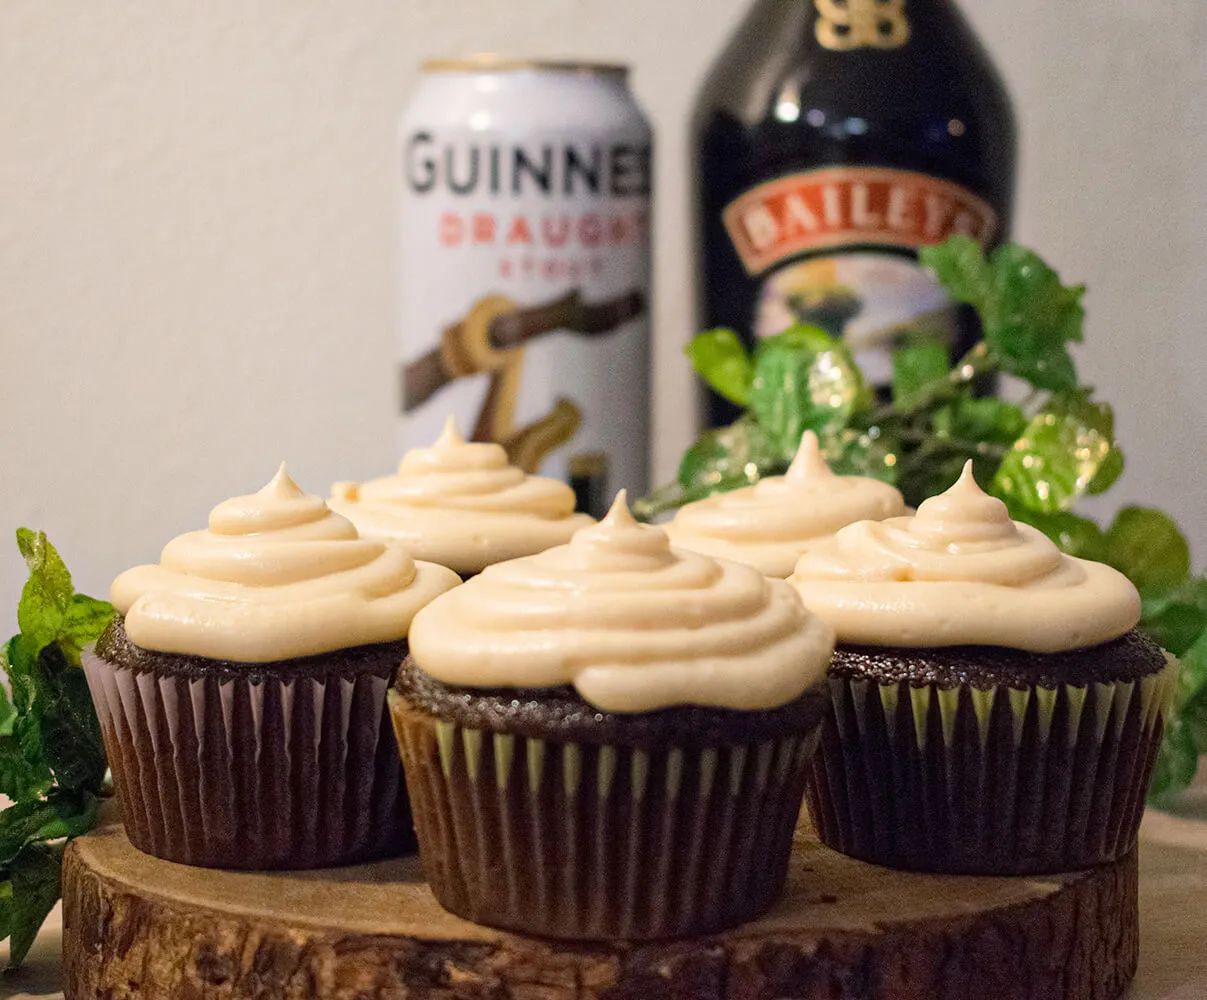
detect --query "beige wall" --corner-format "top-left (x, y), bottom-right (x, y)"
top-left (1, 0), bottom-right (1205, 618)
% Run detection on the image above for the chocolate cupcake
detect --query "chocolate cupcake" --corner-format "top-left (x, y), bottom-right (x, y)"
top-left (664, 431), bottom-right (906, 578)
top-left (329, 416), bottom-right (594, 578)
top-left (83, 465), bottom-right (459, 870)
top-left (390, 493), bottom-right (835, 940)
top-left (789, 463), bottom-right (1178, 875)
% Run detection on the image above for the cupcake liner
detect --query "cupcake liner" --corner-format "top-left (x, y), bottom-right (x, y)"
top-left (83, 651), bottom-right (410, 869)
top-left (807, 659), bottom-right (1178, 874)
top-left (390, 692), bottom-right (821, 940)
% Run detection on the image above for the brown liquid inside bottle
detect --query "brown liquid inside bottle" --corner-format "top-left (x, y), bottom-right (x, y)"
top-left (693, 0), bottom-right (1016, 426)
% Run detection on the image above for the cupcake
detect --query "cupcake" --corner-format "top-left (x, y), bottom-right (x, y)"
top-left (330, 417), bottom-right (594, 577)
top-left (789, 462), bottom-right (1177, 875)
top-left (83, 465), bottom-right (459, 870)
top-left (390, 493), bottom-right (835, 940)
top-left (664, 431), bottom-right (906, 578)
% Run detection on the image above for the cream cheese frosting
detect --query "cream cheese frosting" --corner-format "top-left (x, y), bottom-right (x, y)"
top-left (112, 465), bottom-right (461, 662)
top-left (329, 417), bottom-right (594, 575)
top-left (788, 462), bottom-right (1140, 652)
top-left (408, 492), bottom-right (835, 714)
top-left (665, 431), bottom-right (907, 578)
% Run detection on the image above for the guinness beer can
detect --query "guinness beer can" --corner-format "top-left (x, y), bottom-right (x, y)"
top-left (399, 57), bottom-right (653, 515)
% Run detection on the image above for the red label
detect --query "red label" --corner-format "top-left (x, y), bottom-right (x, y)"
top-left (723, 167), bottom-right (998, 276)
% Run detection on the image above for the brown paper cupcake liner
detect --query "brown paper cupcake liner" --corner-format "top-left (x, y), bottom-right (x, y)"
top-left (390, 692), bottom-right (821, 941)
top-left (806, 659), bottom-right (1178, 874)
top-left (83, 652), bottom-right (410, 869)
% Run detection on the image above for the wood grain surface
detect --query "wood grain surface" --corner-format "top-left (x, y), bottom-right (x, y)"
top-left (59, 816), bottom-right (1139, 1000)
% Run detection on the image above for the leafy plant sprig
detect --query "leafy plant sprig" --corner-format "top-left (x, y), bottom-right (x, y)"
top-left (0, 531), bottom-right (112, 968)
top-left (639, 236), bottom-right (1205, 804)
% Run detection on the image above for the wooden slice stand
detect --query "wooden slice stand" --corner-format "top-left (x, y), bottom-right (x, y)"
top-left (61, 817), bottom-right (1138, 1000)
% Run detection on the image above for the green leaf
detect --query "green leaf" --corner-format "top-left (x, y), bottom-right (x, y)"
top-left (1176, 628), bottom-right (1207, 712)
top-left (1148, 627), bottom-right (1207, 804)
top-left (763, 324), bottom-right (835, 355)
top-left (0, 793), bottom-right (96, 869)
top-left (1143, 601), bottom-right (1207, 659)
top-left (810, 339), bottom-right (872, 417)
top-left (919, 236), bottom-right (992, 309)
top-left (0, 686), bottom-right (14, 739)
top-left (0, 635), bottom-right (52, 802)
top-left (933, 396), bottom-right (1028, 449)
top-left (677, 418), bottom-right (781, 499)
top-left (892, 338), bottom-right (950, 406)
top-left (34, 645), bottom-right (106, 796)
top-left (685, 329), bottom-right (754, 406)
top-left (1142, 576), bottom-right (1207, 657)
top-left (892, 393), bottom-right (1015, 507)
top-left (925, 239), bottom-right (1084, 392)
top-left (0, 532), bottom-right (110, 967)
top-left (631, 482), bottom-right (688, 522)
top-left (1012, 508), bottom-right (1108, 562)
top-left (895, 441), bottom-right (973, 509)
top-left (2, 634), bottom-right (39, 715)
top-left (0, 710), bottom-right (52, 805)
top-left (58, 594), bottom-right (115, 665)
top-left (6, 842), bottom-right (64, 968)
top-left (1148, 710), bottom-right (1199, 806)
top-left (0, 801), bottom-right (54, 868)
top-left (821, 427), bottom-right (900, 485)
top-left (750, 326), bottom-right (869, 457)
top-left (992, 393), bottom-right (1114, 514)
top-left (1105, 506), bottom-right (1191, 594)
top-left (982, 244), bottom-right (1085, 391)
top-left (0, 880), bottom-right (12, 943)
top-left (0, 741), bottom-right (51, 805)
top-left (14, 530), bottom-right (73, 649)
top-left (1086, 446), bottom-right (1124, 496)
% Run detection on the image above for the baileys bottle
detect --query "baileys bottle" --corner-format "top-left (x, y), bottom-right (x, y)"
top-left (693, 0), bottom-right (1016, 425)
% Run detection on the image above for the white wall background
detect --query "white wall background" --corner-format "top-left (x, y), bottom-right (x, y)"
top-left (1, 0), bottom-right (1205, 621)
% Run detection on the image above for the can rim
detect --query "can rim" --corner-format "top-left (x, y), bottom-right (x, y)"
top-left (421, 55), bottom-right (629, 79)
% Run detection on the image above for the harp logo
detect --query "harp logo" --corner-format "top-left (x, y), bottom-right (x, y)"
top-left (815, 0), bottom-right (911, 51)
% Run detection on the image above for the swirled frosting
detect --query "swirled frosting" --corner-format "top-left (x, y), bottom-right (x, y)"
top-left (111, 465), bottom-right (461, 662)
top-left (665, 432), bottom-right (907, 578)
top-left (329, 417), bottom-right (594, 575)
top-left (408, 492), bottom-right (835, 713)
top-left (788, 463), bottom-right (1140, 652)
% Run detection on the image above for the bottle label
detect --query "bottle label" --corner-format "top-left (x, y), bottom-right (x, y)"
top-left (724, 167), bottom-right (998, 385)
top-left (815, 0), bottom-right (911, 51)
top-left (723, 167), bottom-right (997, 276)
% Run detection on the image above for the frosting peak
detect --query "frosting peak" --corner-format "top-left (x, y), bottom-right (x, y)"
top-left (555, 490), bottom-right (673, 573)
top-left (601, 488), bottom-right (639, 527)
top-left (436, 414), bottom-right (464, 447)
top-left (397, 416), bottom-right (515, 480)
top-left (910, 461), bottom-right (1018, 545)
top-left (209, 463), bottom-right (332, 536)
top-left (789, 466), bottom-right (1140, 652)
top-left (408, 494), bottom-right (835, 713)
top-left (784, 431), bottom-right (836, 485)
top-left (664, 431), bottom-right (906, 578)
top-left (113, 468), bottom-right (460, 662)
top-left (329, 418), bottom-right (594, 575)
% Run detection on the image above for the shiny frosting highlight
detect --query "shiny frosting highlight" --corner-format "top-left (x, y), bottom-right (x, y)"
top-left (112, 465), bottom-right (460, 662)
top-left (408, 492), bottom-right (835, 713)
top-left (788, 462), bottom-right (1140, 652)
top-left (665, 431), bottom-right (907, 578)
top-left (329, 417), bottom-right (594, 574)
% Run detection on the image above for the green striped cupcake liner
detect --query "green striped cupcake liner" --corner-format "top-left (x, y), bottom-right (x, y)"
top-left (806, 658), bottom-right (1178, 874)
top-left (390, 692), bottom-right (821, 940)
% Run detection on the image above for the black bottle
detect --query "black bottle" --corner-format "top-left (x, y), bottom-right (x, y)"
top-left (693, 0), bottom-right (1016, 425)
